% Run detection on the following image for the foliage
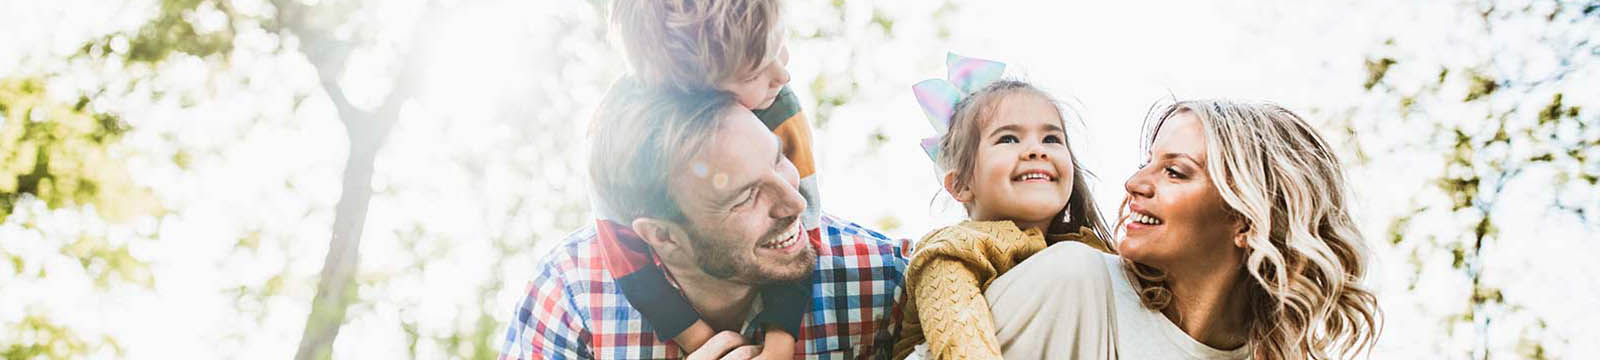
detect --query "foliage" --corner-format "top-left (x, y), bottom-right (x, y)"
top-left (1340, 0), bottom-right (1599, 358)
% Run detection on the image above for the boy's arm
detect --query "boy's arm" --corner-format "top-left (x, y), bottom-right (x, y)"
top-left (755, 87), bottom-right (822, 227)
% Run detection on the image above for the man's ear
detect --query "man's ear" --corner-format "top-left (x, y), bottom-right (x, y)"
top-left (632, 217), bottom-right (689, 254)
top-left (943, 170), bottom-right (973, 203)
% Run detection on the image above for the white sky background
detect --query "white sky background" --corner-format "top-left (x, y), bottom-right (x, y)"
top-left (1, 0), bottom-right (1595, 358)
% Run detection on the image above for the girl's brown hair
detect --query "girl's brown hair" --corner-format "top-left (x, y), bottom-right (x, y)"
top-left (936, 80), bottom-right (1111, 241)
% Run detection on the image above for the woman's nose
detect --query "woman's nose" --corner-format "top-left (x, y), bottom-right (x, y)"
top-left (1125, 170), bottom-right (1153, 198)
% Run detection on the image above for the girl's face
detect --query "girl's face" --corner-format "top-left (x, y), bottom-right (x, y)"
top-left (952, 93), bottom-right (1076, 232)
top-left (1119, 112), bottom-right (1244, 270)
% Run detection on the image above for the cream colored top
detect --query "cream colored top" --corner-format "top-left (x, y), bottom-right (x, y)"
top-left (1100, 253), bottom-right (1253, 359)
top-left (894, 221), bottom-right (1108, 360)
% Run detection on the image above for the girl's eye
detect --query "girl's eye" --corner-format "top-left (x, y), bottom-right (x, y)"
top-left (996, 134), bottom-right (1019, 144)
top-left (1043, 134), bottom-right (1063, 144)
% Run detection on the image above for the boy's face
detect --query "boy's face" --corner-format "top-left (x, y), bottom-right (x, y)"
top-left (719, 41), bottom-right (791, 110)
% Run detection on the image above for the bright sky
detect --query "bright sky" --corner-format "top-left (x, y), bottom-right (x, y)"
top-left (2, 0), bottom-right (1595, 358)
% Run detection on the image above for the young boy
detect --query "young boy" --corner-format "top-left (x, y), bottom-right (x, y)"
top-left (606, 0), bottom-right (819, 358)
top-left (611, 0), bottom-right (820, 233)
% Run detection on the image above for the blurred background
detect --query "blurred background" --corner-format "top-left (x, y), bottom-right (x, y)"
top-left (0, 0), bottom-right (1595, 358)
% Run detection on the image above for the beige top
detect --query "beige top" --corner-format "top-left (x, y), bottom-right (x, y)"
top-left (893, 221), bottom-right (1108, 360)
top-left (1100, 253), bottom-right (1253, 359)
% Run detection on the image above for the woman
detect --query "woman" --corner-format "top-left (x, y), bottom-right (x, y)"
top-left (984, 99), bottom-right (1381, 359)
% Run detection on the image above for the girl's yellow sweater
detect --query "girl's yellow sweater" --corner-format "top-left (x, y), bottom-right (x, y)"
top-left (893, 221), bottom-right (1109, 359)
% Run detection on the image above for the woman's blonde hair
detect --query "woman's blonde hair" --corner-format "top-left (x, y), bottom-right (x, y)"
top-left (937, 80), bottom-right (1111, 240)
top-left (1120, 99), bottom-right (1381, 359)
top-left (610, 0), bottom-right (784, 90)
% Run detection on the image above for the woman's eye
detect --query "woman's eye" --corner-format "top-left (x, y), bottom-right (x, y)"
top-left (996, 135), bottom-right (1019, 144)
top-left (1164, 166), bottom-right (1185, 179)
top-left (1043, 134), bottom-right (1063, 144)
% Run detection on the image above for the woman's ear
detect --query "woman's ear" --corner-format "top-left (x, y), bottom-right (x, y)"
top-left (632, 217), bottom-right (688, 255)
top-left (943, 170), bottom-right (973, 203)
top-left (1232, 219), bottom-right (1251, 249)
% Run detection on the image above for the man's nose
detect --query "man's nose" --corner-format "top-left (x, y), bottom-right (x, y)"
top-left (770, 178), bottom-right (806, 219)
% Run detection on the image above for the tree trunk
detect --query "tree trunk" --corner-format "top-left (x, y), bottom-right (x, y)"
top-left (274, 1), bottom-right (432, 358)
top-left (295, 137), bottom-right (380, 360)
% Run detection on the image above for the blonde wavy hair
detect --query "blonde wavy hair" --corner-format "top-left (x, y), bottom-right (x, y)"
top-left (610, 0), bottom-right (784, 90)
top-left (1119, 99), bottom-right (1381, 359)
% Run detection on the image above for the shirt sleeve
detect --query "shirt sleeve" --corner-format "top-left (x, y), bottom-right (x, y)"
top-left (500, 264), bottom-right (591, 360)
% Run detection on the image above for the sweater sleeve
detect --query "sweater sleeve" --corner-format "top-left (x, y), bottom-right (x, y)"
top-left (911, 254), bottom-right (1005, 359)
top-left (897, 222), bottom-right (1048, 359)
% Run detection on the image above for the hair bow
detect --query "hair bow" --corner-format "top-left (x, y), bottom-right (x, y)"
top-left (912, 52), bottom-right (1007, 164)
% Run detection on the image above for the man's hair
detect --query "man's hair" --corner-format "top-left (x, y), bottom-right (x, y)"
top-left (610, 0), bottom-right (784, 90)
top-left (589, 78), bottom-right (738, 224)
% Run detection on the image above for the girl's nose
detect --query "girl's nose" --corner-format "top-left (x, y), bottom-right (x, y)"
top-left (1023, 145), bottom-right (1048, 160)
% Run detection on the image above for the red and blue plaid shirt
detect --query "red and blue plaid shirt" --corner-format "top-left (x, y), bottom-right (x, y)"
top-left (500, 214), bottom-right (912, 359)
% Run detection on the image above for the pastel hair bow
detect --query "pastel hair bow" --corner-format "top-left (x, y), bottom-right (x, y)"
top-left (912, 52), bottom-right (1007, 165)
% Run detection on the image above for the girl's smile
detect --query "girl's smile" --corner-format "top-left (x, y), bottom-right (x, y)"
top-left (954, 92), bottom-right (1077, 232)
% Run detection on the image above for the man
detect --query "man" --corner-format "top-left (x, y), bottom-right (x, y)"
top-left (500, 80), bottom-right (909, 359)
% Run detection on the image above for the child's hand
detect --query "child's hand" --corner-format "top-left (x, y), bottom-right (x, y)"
top-left (755, 328), bottom-right (796, 359)
top-left (684, 331), bottom-right (753, 360)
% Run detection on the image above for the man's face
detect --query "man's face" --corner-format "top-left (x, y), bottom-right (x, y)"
top-left (668, 105), bottom-right (815, 285)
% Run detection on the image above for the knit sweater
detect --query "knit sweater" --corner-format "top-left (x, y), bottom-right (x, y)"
top-left (893, 221), bottom-right (1109, 359)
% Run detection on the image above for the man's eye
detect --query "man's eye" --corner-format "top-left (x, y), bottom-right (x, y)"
top-left (740, 189), bottom-right (760, 207)
top-left (996, 135), bottom-right (1019, 144)
top-left (1044, 134), bottom-right (1063, 144)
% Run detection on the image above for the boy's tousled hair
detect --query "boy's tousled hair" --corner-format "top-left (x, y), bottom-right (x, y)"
top-left (589, 78), bottom-right (738, 224)
top-left (611, 0), bottom-right (784, 90)
top-left (937, 80), bottom-right (1112, 241)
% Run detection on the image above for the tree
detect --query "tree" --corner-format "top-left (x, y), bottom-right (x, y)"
top-left (1337, 0), bottom-right (1599, 358)
top-left (0, 77), bottom-right (154, 359)
top-left (263, 0), bottom-right (438, 358)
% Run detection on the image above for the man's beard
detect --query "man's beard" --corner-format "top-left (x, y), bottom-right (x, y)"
top-left (686, 216), bottom-right (815, 284)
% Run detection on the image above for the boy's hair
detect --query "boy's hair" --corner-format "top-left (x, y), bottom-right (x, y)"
top-left (610, 0), bottom-right (784, 90)
top-left (589, 78), bottom-right (738, 224)
top-left (937, 80), bottom-right (1112, 241)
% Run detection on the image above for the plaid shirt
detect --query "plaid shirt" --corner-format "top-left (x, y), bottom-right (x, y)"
top-left (500, 214), bottom-right (912, 359)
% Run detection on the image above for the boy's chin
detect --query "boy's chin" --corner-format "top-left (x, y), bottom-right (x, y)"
top-left (753, 96), bottom-right (777, 110)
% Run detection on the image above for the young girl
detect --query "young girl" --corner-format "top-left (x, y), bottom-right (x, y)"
top-left (892, 54), bottom-right (1114, 359)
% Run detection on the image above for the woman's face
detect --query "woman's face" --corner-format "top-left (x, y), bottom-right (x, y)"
top-left (1120, 112), bottom-right (1244, 270)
